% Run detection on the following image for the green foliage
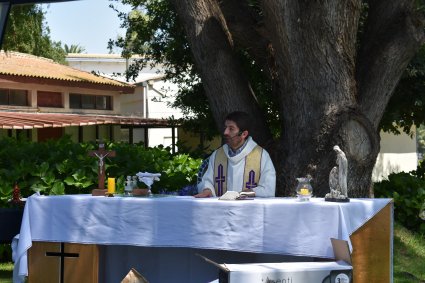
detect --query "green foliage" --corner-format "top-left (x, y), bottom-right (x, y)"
top-left (108, 0), bottom-right (280, 139)
top-left (109, 0), bottom-right (218, 137)
top-left (107, 142), bottom-right (201, 193)
top-left (393, 222), bottom-right (425, 282)
top-left (416, 125), bottom-right (425, 156)
top-left (380, 45), bottom-right (425, 136)
top-left (2, 4), bottom-right (66, 64)
top-left (0, 244), bottom-right (12, 263)
top-left (63, 43), bottom-right (86, 54)
top-left (0, 137), bottom-right (201, 206)
top-left (374, 170), bottom-right (425, 234)
top-left (0, 137), bottom-right (96, 205)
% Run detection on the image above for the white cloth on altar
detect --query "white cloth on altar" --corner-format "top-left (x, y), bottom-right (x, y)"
top-left (198, 137), bottom-right (276, 197)
top-left (12, 194), bottom-right (392, 282)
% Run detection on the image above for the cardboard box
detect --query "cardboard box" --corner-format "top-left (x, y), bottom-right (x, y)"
top-left (200, 238), bottom-right (353, 283)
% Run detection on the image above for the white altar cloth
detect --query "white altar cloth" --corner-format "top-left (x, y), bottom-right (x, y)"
top-left (13, 194), bottom-right (392, 282)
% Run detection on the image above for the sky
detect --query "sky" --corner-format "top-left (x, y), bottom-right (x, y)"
top-left (42, 0), bottom-right (131, 54)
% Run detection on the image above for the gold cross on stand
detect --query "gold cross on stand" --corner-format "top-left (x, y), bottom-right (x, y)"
top-left (88, 141), bottom-right (116, 196)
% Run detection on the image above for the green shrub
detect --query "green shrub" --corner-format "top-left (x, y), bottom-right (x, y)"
top-left (374, 170), bottom-right (425, 234)
top-left (0, 244), bottom-right (11, 263)
top-left (107, 142), bottom-right (202, 193)
top-left (0, 137), bottom-right (202, 206)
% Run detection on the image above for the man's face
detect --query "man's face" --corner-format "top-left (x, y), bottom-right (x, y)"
top-left (223, 120), bottom-right (245, 150)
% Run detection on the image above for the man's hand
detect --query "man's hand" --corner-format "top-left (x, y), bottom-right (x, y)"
top-left (194, 189), bottom-right (213, 198)
top-left (241, 189), bottom-right (255, 197)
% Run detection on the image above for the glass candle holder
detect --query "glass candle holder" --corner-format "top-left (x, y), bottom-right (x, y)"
top-left (296, 177), bottom-right (313, 201)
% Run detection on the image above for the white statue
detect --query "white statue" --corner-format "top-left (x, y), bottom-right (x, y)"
top-left (326, 145), bottom-right (349, 200)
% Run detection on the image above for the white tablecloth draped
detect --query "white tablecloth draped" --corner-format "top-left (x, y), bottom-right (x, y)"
top-left (13, 194), bottom-right (392, 282)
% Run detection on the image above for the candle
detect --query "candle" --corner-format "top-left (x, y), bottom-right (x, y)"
top-left (107, 177), bottom-right (116, 194)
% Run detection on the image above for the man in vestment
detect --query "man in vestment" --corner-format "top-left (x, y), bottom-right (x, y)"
top-left (195, 111), bottom-right (276, 198)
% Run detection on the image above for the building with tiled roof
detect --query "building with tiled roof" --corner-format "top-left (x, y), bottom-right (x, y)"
top-left (66, 53), bottom-right (188, 152)
top-left (0, 51), bottom-right (133, 92)
top-left (0, 51), bottom-right (176, 145)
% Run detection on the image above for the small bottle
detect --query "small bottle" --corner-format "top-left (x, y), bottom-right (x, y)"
top-left (132, 176), bottom-right (138, 189)
top-left (124, 176), bottom-right (133, 196)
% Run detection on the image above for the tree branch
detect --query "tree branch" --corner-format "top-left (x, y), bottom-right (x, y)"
top-left (356, 0), bottom-right (425, 128)
top-left (219, 1), bottom-right (273, 78)
top-left (169, 0), bottom-right (272, 145)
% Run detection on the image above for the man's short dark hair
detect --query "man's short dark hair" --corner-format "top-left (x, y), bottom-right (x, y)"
top-left (225, 111), bottom-right (251, 133)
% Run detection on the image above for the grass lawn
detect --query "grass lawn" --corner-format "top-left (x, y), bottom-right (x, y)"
top-left (0, 262), bottom-right (13, 283)
top-left (0, 222), bottom-right (424, 282)
top-left (393, 222), bottom-right (425, 283)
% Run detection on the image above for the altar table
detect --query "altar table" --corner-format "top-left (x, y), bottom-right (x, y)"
top-left (13, 194), bottom-right (393, 283)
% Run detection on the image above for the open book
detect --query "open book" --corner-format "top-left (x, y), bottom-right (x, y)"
top-left (218, 191), bottom-right (255, 200)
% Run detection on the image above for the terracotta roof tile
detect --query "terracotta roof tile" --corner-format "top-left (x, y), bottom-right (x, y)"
top-left (0, 51), bottom-right (134, 92)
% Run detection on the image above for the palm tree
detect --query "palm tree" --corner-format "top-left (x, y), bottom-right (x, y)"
top-left (63, 43), bottom-right (85, 54)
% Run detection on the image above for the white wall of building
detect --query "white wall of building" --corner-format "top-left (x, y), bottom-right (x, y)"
top-left (372, 130), bottom-right (418, 181)
top-left (66, 54), bottom-right (183, 148)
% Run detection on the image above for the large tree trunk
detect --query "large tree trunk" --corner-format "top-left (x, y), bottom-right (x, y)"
top-left (260, 0), bottom-right (378, 197)
top-left (171, 0), bottom-right (425, 197)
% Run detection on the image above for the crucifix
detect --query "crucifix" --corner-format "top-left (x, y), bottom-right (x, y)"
top-left (88, 142), bottom-right (116, 192)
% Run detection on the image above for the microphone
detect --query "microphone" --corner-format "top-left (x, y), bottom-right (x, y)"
top-left (224, 131), bottom-right (243, 140)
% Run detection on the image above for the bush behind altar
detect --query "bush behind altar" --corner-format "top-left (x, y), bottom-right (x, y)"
top-left (0, 136), bottom-right (202, 207)
top-left (374, 164), bottom-right (425, 234)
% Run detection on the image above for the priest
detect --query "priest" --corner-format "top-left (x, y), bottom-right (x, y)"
top-left (195, 111), bottom-right (276, 198)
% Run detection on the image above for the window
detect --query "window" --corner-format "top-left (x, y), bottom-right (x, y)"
top-left (69, 94), bottom-right (80, 109)
top-left (69, 93), bottom-right (112, 110)
top-left (37, 91), bottom-right (63, 108)
top-left (96, 96), bottom-right (108, 110)
top-left (81, 95), bottom-right (95, 109)
top-left (0, 88), bottom-right (28, 106)
top-left (0, 89), bottom-right (8, 104)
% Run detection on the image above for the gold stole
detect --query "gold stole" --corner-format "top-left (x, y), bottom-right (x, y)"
top-left (213, 145), bottom-right (263, 196)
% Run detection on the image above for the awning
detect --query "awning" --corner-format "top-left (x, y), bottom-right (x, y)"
top-left (0, 112), bottom-right (176, 129)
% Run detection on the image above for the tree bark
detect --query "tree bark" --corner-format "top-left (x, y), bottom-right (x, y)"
top-left (171, 0), bottom-right (425, 197)
top-left (170, 0), bottom-right (272, 146)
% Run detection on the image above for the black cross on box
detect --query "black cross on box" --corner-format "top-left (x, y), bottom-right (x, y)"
top-left (45, 242), bottom-right (79, 283)
top-left (28, 241), bottom-right (99, 283)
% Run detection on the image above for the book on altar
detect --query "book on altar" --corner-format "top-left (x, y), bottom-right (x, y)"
top-left (219, 191), bottom-right (255, 200)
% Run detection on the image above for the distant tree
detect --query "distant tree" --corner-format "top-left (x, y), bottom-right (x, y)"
top-left (2, 4), bottom-right (66, 64)
top-left (381, 45), bottom-right (425, 136)
top-left (64, 44), bottom-right (85, 54)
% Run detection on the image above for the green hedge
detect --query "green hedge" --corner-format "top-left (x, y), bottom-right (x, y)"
top-left (0, 137), bottom-right (201, 207)
top-left (374, 166), bottom-right (425, 234)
